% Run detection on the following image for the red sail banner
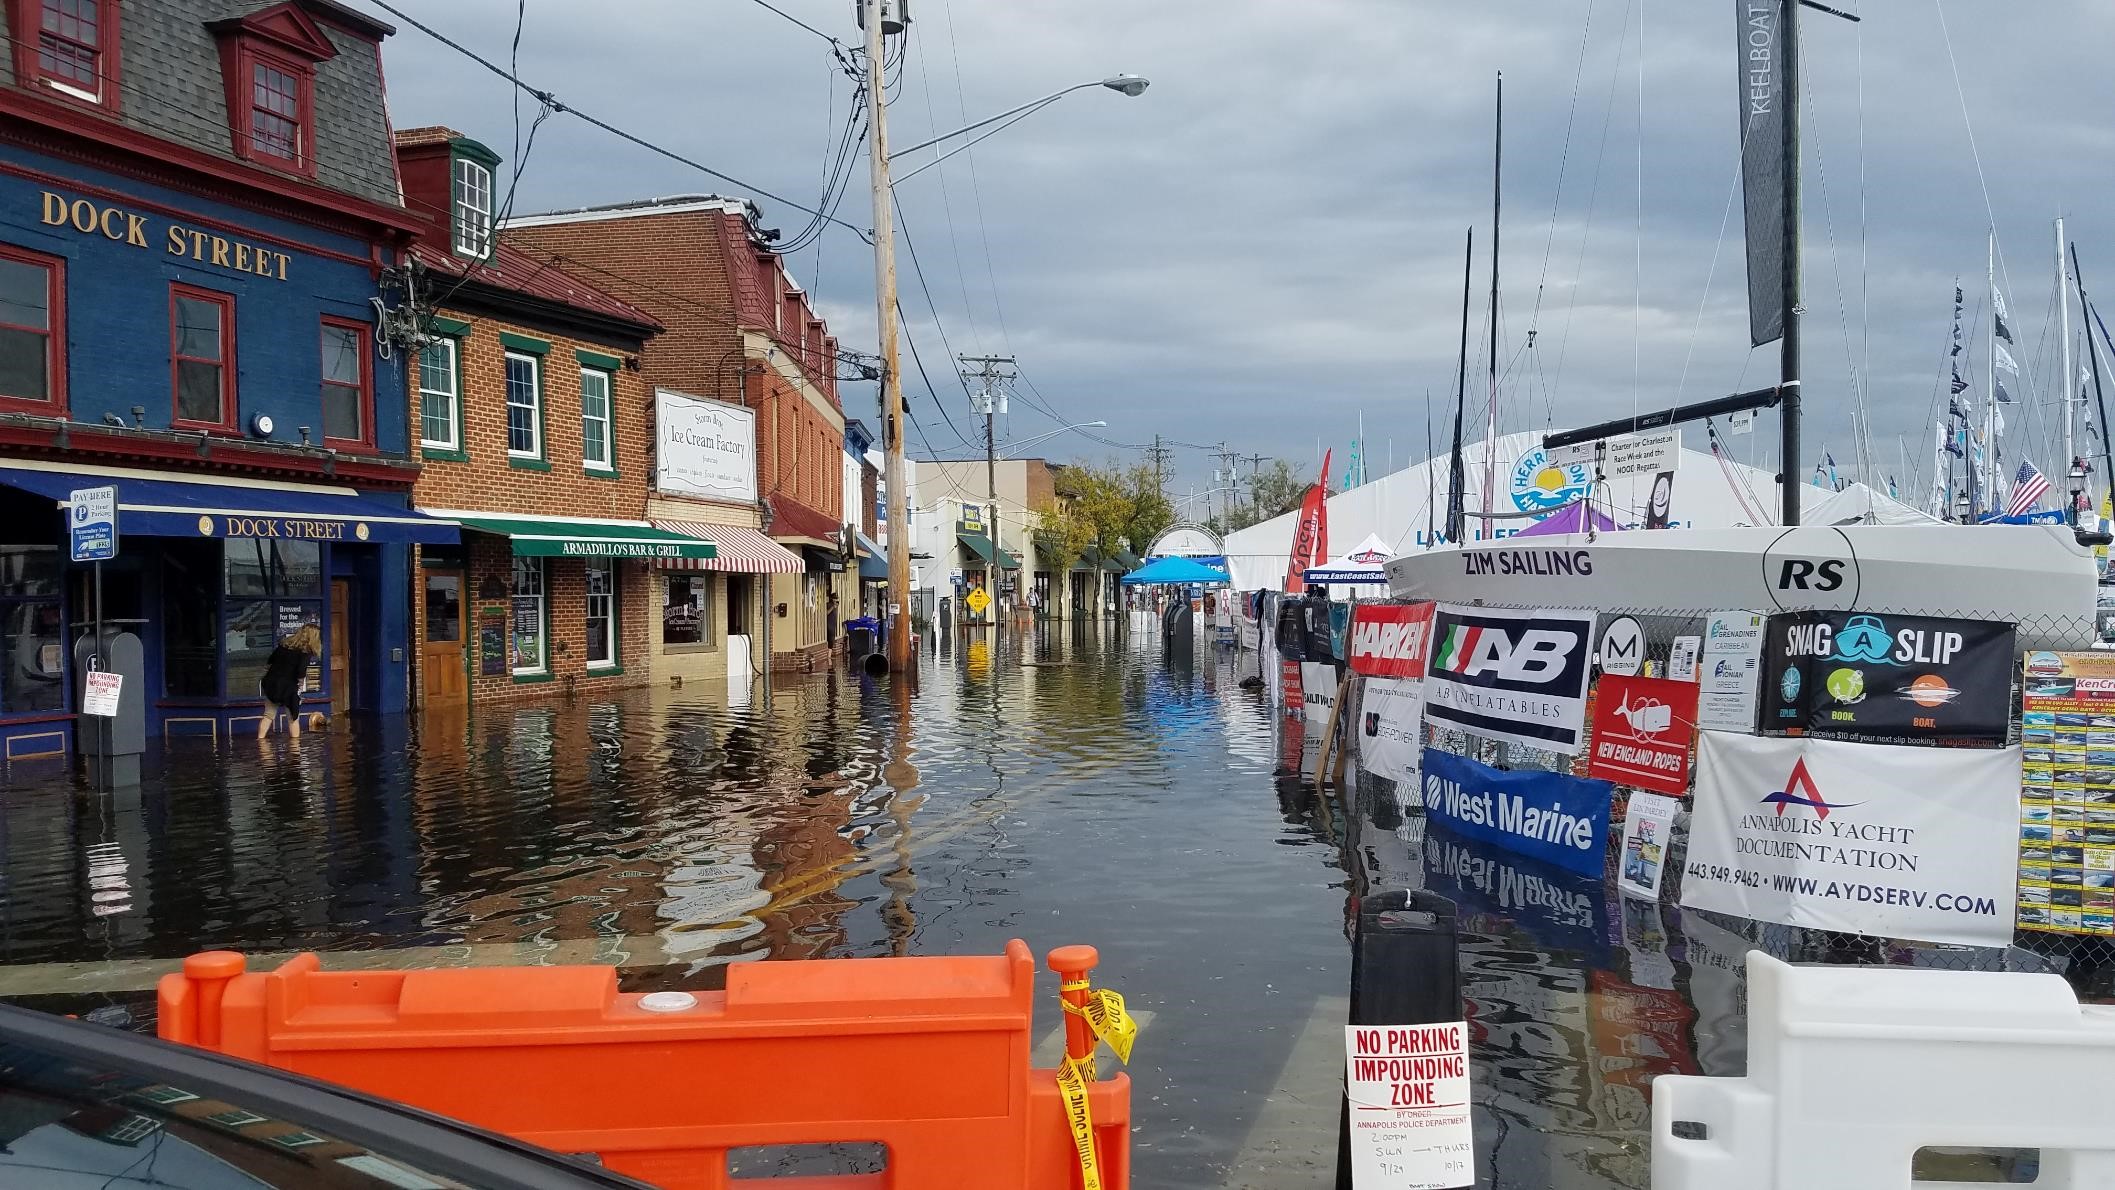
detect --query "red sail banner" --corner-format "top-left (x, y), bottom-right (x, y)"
top-left (1282, 449), bottom-right (1332, 593)
top-left (1347, 602), bottom-right (1436, 679)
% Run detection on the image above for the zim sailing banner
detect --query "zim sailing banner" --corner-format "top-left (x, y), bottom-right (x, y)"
top-left (1426, 605), bottom-right (1597, 754)
top-left (1681, 732), bottom-right (2021, 947)
top-left (1735, 0), bottom-right (1786, 347)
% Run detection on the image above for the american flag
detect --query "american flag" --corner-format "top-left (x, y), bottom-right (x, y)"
top-left (2006, 460), bottom-right (2051, 517)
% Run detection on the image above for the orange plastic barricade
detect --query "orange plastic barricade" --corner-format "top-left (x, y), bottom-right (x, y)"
top-left (158, 940), bottom-right (1130, 1190)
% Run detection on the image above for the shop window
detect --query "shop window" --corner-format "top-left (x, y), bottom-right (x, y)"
top-left (319, 318), bottom-right (371, 447)
top-left (21, 0), bottom-right (117, 107)
top-left (170, 285), bottom-right (233, 431)
top-left (580, 366), bottom-right (613, 473)
top-left (726, 574), bottom-right (751, 637)
top-left (224, 540), bottom-right (322, 702)
top-left (452, 155), bottom-right (493, 258)
top-left (424, 572), bottom-right (460, 643)
top-left (160, 537), bottom-right (218, 697)
top-left (0, 246), bottom-right (64, 413)
top-left (0, 546), bottom-right (62, 715)
top-left (418, 336), bottom-right (460, 452)
top-left (511, 556), bottom-right (545, 675)
top-left (584, 558), bottom-right (617, 670)
top-left (664, 574), bottom-right (709, 646)
top-left (504, 351), bottom-right (541, 459)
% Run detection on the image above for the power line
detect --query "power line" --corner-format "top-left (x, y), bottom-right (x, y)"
top-left (365, 0), bottom-right (870, 240)
top-left (741, 0), bottom-right (844, 45)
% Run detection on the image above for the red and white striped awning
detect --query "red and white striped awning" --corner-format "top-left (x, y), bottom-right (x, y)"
top-left (651, 520), bottom-right (804, 572)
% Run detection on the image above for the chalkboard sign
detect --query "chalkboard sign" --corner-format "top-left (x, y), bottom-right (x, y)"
top-left (479, 607), bottom-right (506, 677)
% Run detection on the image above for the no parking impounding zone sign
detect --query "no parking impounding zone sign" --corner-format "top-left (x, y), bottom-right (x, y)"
top-left (1345, 1022), bottom-right (1473, 1189)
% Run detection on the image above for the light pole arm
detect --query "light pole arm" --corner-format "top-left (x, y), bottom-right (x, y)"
top-left (892, 98), bottom-right (1060, 186)
top-left (888, 82), bottom-right (1099, 161)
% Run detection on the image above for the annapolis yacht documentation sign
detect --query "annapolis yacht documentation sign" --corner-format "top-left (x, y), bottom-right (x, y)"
top-left (655, 389), bottom-right (757, 503)
top-left (1425, 605), bottom-right (1597, 753)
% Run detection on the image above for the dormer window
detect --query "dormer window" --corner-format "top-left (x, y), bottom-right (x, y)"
top-left (10, 0), bottom-right (119, 108)
top-left (453, 156), bottom-right (493, 257)
top-left (208, 2), bottom-right (337, 178)
top-left (249, 62), bottom-right (302, 163)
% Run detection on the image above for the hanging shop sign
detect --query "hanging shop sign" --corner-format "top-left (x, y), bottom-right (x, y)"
top-left (654, 389), bottom-right (757, 503)
top-left (1348, 602), bottom-right (1436, 679)
top-left (1696, 611), bottom-right (1767, 733)
top-left (1761, 611), bottom-right (2016, 743)
top-left (1419, 747), bottom-right (1614, 878)
top-left (1588, 674), bottom-right (1700, 796)
top-left (957, 503), bottom-right (986, 536)
top-left (1617, 792), bottom-right (1682, 901)
top-left (2017, 651), bottom-right (2115, 936)
top-left (1356, 675), bottom-right (1426, 786)
top-left (1425, 605), bottom-right (1597, 754)
top-left (1301, 661), bottom-right (1339, 727)
top-left (1681, 732), bottom-right (2021, 948)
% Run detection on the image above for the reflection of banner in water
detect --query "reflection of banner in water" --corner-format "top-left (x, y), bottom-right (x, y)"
top-left (1422, 832), bottom-right (1615, 964)
top-left (1677, 905), bottom-right (1754, 1077)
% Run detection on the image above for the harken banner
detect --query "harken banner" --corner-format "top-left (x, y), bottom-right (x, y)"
top-left (1681, 732), bottom-right (2021, 947)
top-left (1426, 605), bottom-right (1597, 754)
top-left (1348, 602), bottom-right (1435, 680)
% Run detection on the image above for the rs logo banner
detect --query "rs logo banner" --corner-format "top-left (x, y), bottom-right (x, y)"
top-left (1427, 604), bottom-right (1598, 754)
top-left (1348, 602), bottom-right (1436, 679)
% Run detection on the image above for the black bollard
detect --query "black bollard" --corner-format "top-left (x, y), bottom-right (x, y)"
top-left (1339, 889), bottom-right (1467, 1190)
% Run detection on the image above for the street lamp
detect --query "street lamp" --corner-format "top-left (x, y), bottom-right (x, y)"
top-left (996, 420), bottom-right (1107, 460)
top-left (890, 76), bottom-right (1151, 185)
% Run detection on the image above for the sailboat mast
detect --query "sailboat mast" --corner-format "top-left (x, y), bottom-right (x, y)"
top-left (2073, 243), bottom-right (2115, 517)
top-left (1980, 231), bottom-right (1994, 521)
top-left (1482, 71), bottom-right (1503, 520)
top-left (1778, 0), bottom-right (1803, 525)
top-left (2060, 216), bottom-right (2077, 520)
top-left (1445, 228), bottom-right (1473, 543)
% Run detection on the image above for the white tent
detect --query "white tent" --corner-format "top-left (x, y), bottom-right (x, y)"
top-left (1223, 429), bottom-right (1879, 591)
top-left (1303, 532), bottom-right (1393, 585)
top-left (1805, 483), bottom-right (1941, 526)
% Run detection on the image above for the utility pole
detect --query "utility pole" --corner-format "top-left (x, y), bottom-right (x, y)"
top-left (960, 353), bottom-right (1015, 621)
top-left (1240, 452), bottom-right (1266, 522)
top-left (1146, 435), bottom-right (1173, 489)
top-left (865, 0), bottom-right (913, 672)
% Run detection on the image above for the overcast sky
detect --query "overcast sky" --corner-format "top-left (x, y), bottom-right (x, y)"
top-left (354, 0), bottom-right (2115, 505)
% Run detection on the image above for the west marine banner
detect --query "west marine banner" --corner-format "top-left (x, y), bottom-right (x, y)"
top-left (1420, 747), bottom-right (1614, 878)
top-left (1427, 605), bottom-right (1597, 754)
top-left (1681, 732), bottom-right (2021, 947)
top-left (1736, 0), bottom-right (1786, 347)
top-left (1760, 611), bottom-right (2016, 744)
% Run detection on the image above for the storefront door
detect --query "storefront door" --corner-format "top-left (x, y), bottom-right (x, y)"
top-left (329, 579), bottom-right (351, 715)
top-left (421, 569), bottom-right (467, 707)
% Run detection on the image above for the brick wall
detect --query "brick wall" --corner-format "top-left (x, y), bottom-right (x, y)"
top-left (438, 536), bottom-right (652, 705)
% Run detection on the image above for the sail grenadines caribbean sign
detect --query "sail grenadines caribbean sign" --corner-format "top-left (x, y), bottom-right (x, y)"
top-left (1737, 0), bottom-right (1786, 347)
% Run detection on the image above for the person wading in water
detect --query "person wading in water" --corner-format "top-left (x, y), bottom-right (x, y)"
top-left (256, 623), bottom-right (323, 740)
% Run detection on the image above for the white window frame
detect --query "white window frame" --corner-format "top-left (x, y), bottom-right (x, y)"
top-left (580, 366), bottom-right (612, 472)
top-left (584, 557), bottom-right (617, 670)
top-left (452, 156), bottom-right (493, 258)
top-left (418, 336), bottom-right (459, 451)
top-left (504, 351), bottom-right (541, 459)
top-left (511, 556), bottom-right (546, 676)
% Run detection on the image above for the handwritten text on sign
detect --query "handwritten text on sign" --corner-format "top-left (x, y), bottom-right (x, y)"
top-left (1344, 1022), bottom-right (1473, 1189)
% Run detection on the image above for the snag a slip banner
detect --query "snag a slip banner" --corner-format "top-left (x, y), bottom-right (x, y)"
top-left (1345, 1022), bottom-right (1474, 1190)
top-left (1427, 605), bottom-right (1597, 754)
top-left (1681, 732), bottom-right (2021, 948)
top-left (1588, 673), bottom-right (1701, 796)
top-left (1420, 747), bottom-right (1614, 878)
top-left (1761, 611), bottom-right (2017, 744)
top-left (1348, 602), bottom-right (1436, 679)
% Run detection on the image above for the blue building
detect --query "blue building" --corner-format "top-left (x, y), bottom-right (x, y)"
top-left (0, 0), bottom-right (453, 759)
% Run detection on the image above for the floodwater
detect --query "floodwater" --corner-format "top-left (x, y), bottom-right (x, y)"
top-left (0, 623), bottom-right (1840, 1188)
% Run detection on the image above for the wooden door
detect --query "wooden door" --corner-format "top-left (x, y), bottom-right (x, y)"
top-left (421, 568), bottom-right (467, 707)
top-left (329, 579), bottom-right (351, 714)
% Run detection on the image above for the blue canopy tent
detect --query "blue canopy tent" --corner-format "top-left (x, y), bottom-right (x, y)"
top-left (1121, 555), bottom-right (1231, 585)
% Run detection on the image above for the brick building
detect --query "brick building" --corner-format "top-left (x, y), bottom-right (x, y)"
top-left (0, 0), bottom-right (463, 758)
top-left (504, 196), bottom-right (853, 673)
top-left (394, 128), bottom-right (711, 708)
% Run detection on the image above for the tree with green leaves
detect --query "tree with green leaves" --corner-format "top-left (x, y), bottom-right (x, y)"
top-left (1221, 459), bottom-right (1308, 532)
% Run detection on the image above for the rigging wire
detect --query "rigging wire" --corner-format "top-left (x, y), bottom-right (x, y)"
top-left (1524, 0), bottom-right (1601, 427)
top-left (1546, 0), bottom-right (1638, 417)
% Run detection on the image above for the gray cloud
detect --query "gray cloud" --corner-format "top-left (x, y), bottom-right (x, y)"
top-left (355, 0), bottom-right (2115, 500)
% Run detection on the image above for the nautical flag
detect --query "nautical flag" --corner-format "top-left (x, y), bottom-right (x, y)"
top-left (2007, 460), bottom-right (2052, 517)
top-left (1945, 433), bottom-right (1964, 458)
top-left (1994, 284), bottom-right (2014, 343)
top-left (1996, 377), bottom-right (2013, 403)
top-left (1811, 466), bottom-right (1827, 488)
top-left (1995, 341), bottom-right (2020, 374)
top-left (1949, 395), bottom-right (1968, 419)
top-left (1826, 452), bottom-right (1841, 491)
top-left (1955, 284), bottom-right (1964, 309)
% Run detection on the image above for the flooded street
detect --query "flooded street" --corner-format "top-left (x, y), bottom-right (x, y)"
top-left (0, 626), bottom-right (1747, 1189)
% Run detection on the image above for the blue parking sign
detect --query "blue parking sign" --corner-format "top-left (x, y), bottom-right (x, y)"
top-left (69, 485), bottom-right (117, 563)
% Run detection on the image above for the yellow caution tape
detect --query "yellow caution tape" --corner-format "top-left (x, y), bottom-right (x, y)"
top-left (1055, 1055), bottom-right (1102, 1190)
top-left (1062, 988), bottom-right (1137, 1065)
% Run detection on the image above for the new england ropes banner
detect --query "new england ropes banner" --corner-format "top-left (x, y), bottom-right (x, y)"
top-left (1682, 732), bottom-right (2021, 947)
top-left (1421, 747), bottom-right (1613, 878)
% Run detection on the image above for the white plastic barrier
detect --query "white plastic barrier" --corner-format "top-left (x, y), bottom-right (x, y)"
top-left (1654, 952), bottom-right (2115, 1189)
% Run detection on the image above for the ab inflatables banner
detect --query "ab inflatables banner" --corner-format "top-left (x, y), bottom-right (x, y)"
top-left (1760, 611), bottom-right (2016, 744)
top-left (1681, 732), bottom-right (2021, 947)
top-left (1420, 747), bottom-right (1613, 878)
top-left (1426, 605), bottom-right (1597, 753)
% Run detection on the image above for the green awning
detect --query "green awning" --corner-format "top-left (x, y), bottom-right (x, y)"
top-left (448, 512), bottom-right (717, 560)
top-left (1113, 549), bottom-right (1142, 569)
top-left (1101, 554), bottom-right (1125, 572)
top-left (996, 548), bottom-right (1021, 570)
top-left (1073, 546), bottom-right (1103, 571)
top-left (958, 531), bottom-right (998, 563)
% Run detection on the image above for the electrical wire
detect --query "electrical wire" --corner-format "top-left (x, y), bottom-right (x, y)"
top-left (743, 0), bottom-right (843, 46)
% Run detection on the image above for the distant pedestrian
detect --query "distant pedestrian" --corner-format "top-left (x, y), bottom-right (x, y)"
top-left (257, 623), bottom-right (322, 740)
top-left (827, 590), bottom-right (841, 651)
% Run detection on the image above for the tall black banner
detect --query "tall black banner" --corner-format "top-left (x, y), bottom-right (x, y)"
top-left (1761, 611), bottom-right (2017, 744)
top-left (1737, 0), bottom-right (1785, 347)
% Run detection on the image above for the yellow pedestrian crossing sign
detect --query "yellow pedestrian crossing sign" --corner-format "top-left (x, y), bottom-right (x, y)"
top-left (965, 587), bottom-right (991, 615)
